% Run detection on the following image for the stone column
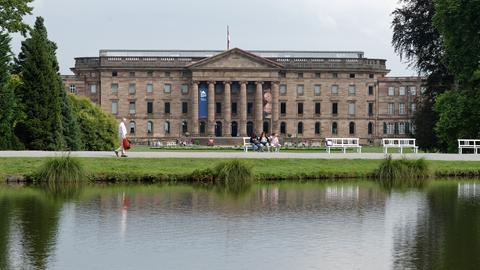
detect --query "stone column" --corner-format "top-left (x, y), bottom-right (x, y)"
top-left (191, 81), bottom-right (199, 136)
top-left (223, 81), bottom-right (231, 137)
top-left (255, 81), bottom-right (264, 134)
top-left (271, 81), bottom-right (279, 134)
top-left (239, 81), bottom-right (247, 136)
top-left (208, 81), bottom-right (215, 136)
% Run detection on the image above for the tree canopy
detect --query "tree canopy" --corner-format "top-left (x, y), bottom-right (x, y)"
top-left (0, 0), bottom-right (33, 35)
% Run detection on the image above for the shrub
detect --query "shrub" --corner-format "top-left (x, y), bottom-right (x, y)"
top-left (69, 95), bottom-right (117, 151)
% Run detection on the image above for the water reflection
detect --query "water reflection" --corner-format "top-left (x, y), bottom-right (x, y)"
top-left (0, 187), bottom-right (61, 270)
top-left (393, 182), bottom-right (480, 270)
top-left (0, 181), bottom-right (479, 270)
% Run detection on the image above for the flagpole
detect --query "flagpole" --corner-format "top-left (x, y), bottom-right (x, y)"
top-left (227, 25), bottom-right (230, 50)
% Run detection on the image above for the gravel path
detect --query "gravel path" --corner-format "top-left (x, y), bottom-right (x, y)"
top-left (0, 151), bottom-right (479, 161)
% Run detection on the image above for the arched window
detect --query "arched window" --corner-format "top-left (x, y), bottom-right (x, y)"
top-left (297, 122), bottom-right (303, 135)
top-left (349, 122), bottom-right (355, 135)
top-left (164, 121), bottom-right (170, 135)
top-left (280, 122), bottom-right (286, 135)
top-left (182, 120), bottom-right (188, 134)
top-left (368, 122), bottom-right (373, 135)
top-left (332, 122), bottom-right (338, 135)
top-left (129, 121), bottom-right (136, 134)
top-left (247, 121), bottom-right (254, 137)
top-left (315, 122), bottom-right (321, 135)
top-left (199, 121), bottom-right (206, 134)
top-left (147, 121), bottom-right (153, 134)
top-left (263, 121), bottom-right (270, 134)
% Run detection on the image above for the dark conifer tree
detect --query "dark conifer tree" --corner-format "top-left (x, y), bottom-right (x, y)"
top-left (0, 32), bottom-right (22, 149)
top-left (15, 17), bottom-right (66, 150)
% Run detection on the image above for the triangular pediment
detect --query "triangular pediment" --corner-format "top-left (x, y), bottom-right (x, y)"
top-left (189, 48), bottom-right (283, 69)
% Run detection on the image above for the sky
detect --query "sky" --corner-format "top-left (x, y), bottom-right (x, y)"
top-left (11, 0), bottom-right (416, 76)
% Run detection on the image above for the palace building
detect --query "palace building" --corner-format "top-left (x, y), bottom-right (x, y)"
top-left (62, 48), bottom-right (423, 145)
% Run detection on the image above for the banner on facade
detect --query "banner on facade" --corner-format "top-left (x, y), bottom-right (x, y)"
top-left (263, 86), bottom-right (272, 119)
top-left (199, 83), bottom-right (208, 119)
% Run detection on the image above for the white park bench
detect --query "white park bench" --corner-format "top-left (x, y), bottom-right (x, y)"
top-left (458, 139), bottom-right (480, 154)
top-left (243, 137), bottom-right (254, 152)
top-left (382, 138), bottom-right (418, 154)
top-left (166, 141), bottom-right (177, 147)
top-left (325, 138), bottom-right (362, 154)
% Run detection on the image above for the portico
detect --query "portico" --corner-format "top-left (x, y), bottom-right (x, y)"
top-left (188, 48), bottom-right (283, 137)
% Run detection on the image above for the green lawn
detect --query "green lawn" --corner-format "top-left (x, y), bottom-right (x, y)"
top-left (1, 157), bottom-right (479, 181)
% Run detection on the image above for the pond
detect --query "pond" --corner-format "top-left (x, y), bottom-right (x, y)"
top-left (0, 181), bottom-right (479, 270)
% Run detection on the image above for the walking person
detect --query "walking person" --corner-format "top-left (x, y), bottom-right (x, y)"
top-left (114, 118), bottom-right (128, 157)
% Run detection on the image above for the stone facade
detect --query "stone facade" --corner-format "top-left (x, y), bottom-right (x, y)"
top-left (62, 48), bottom-right (424, 145)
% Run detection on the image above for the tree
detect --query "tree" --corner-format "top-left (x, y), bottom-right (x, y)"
top-left (15, 17), bottom-right (66, 150)
top-left (0, 0), bottom-right (33, 35)
top-left (69, 95), bottom-right (117, 151)
top-left (434, 0), bottom-right (480, 86)
top-left (0, 32), bottom-right (22, 149)
top-left (391, 0), bottom-right (454, 151)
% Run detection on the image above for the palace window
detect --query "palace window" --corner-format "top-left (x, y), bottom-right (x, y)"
top-left (315, 122), bottom-right (321, 135)
top-left (182, 102), bottom-right (188, 114)
top-left (280, 122), bottom-right (286, 135)
top-left (128, 83), bottom-right (136, 94)
top-left (111, 101), bottom-right (118, 114)
top-left (388, 103), bottom-right (395, 115)
top-left (111, 83), bottom-right (118, 93)
top-left (332, 73), bottom-right (338, 78)
top-left (409, 86), bottom-right (417, 95)
top-left (348, 102), bottom-right (356, 115)
top-left (181, 84), bottom-right (189, 94)
top-left (182, 121), bottom-right (188, 134)
top-left (112, 71), bottom-right (118, 77)
top-left (164, 84), bottom-right (172, 93)
top-left (199, 121), bottom-right (206, 134)
top-left (297, 122), bottom-right (303, 134)
top-left (129, 101), bottom-right (136, 114)
top-left (399, 86), bottom-right (406, 96)
top-left (349, 122), bottom-right (355, 135)
top-left (280, 102), bottom-right (286, 115)
top-left (388, 87), bottom-right (395, 96)
top-left (231, 102), bottom-right (237, 114)
top-left (332, 102), bottom-right (338, 115)
top-left (399, 103), bottom-right (406, 115)
top-left (147, 101), bottom-right (153, 114)
top-left (331, 85), bottom-right (339, 96)
top-left (348, 85), bottom-right (356, 96)
top-left (164, 102), bottom-right (170, 114)
top-left (247, 102), bottom-right (253, 115)
top-left (332, 122), bottom-right (338, 135)
top-left (368, 122), bottom-right (374, 135)
top-left (147, 71), bottom-right (153, 77)
top-left (90, 84), bottom-right (97, 94)
top-left (146, 83), bottom-right (153, 93)
top-left (368, 85), bottom-right (374, 96)
top-left (368, 103), bottom-right (374, 116)
top-left (129, 122), bottom-right (136, 134)
top-left (315, 72), bottom-right (321, 78)
top-left (216, 102), bottom-right (222, 114)
top-left (296, 85), bottom-right (304, 96)
top-left (164, 121), bottom-right (170, 134)
top-left (314, 85), bottom-right (321, 96)
top-left (369, 74), bottom-right (374, 79)
top-left (298, 72), bottom-right (303, 79)
top-left (129, 72), bottom-right (135, 77)
top-left (349, 73), bottom-right (355, 78)
top-left (147, 121), bottom-right (153, 134)
top-left (297, 103), bottom-right (303, 115)
top-left (315, 103), bottom-right (321, 115)
top-left (279, 84), bottom-right (287, 95)
top-left (411, 103), bottom-right (417, 113)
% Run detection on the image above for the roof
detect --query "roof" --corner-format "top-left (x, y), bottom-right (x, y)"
top-left (99, 49), bottom-right (365, 59)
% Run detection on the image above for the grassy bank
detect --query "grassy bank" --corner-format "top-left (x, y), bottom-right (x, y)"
top-left (1, 157), bottom-right (480, 182)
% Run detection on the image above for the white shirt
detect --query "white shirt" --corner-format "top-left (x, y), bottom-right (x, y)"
top-left (119, 122), bottom-right (127, 139)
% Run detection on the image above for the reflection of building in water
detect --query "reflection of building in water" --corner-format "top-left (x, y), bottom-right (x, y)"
top-left (326, 186), bottom-right (359, 201)
top-left (457, 183), bottom-right (479, 199)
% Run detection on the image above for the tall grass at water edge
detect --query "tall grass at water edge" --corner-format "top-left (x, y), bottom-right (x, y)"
top-left (374, 156), bottom-right (430, 188)
top-left (36, 155), bottom-right (86, 197)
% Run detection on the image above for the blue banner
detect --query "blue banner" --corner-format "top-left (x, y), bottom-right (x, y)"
top-left (198, 83), bottom-right (208, 119)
